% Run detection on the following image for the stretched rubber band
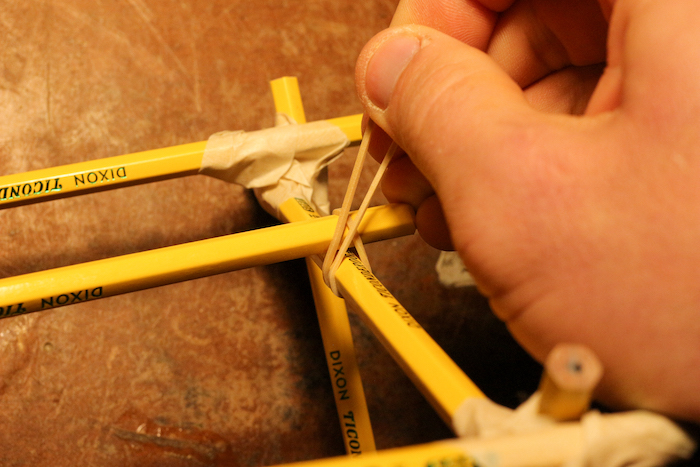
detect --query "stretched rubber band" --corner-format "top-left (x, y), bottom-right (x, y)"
top-left (322, 121), bottom-right (398, 296)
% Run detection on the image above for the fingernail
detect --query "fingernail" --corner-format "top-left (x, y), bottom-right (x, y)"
top-left (365, 35), bottom-right (421, 110)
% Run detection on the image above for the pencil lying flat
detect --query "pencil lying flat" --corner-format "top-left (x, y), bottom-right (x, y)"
top-left (280, 198), bottom-right (377, 455)
top-left (265, 423), bottom-right (586, 467)
top-left (0, 142), bottom-right (205, 208)
top-left (269, 76), bottom-right (484, 433)
top-left (0, 114), bottom-right (362, 210)
top-left (0, 204), bottom-right (414, 318)
top-left (332, 249), bottom-right (487, 432)
top-left (271, 80), bottom-right (376, 455)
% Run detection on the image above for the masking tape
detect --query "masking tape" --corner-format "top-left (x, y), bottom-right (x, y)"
top-left (199, 120), bottom-right (349, 217)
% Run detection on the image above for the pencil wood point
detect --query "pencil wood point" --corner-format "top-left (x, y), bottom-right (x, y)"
top-left (538, 343), bottom-right (603, 421)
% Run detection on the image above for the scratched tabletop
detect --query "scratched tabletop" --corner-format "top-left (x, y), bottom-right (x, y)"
top-left (0, 1), bottom-right (539, 466)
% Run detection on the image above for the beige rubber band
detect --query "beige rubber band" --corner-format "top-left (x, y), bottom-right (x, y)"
top-left (322, 122), bottom-right (398, 296)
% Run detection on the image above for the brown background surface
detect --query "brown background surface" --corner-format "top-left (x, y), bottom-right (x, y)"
top-left (0, 1), bottom-right (541, 466)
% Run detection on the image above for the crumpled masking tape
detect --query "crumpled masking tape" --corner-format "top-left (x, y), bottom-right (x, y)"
top-left (199, 118), bottom-right (349, 218)
top-left (435, 251), bottom-right (476, 288)
top-left (570, 410), bottom-right (696, 467)
top-left (452, 395), bottom-right (696, 466)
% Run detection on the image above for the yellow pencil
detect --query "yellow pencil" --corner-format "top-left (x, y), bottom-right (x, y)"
top-left (281, 198), bottom-right (378, 455)
top-left (266, 422), bottom-right (586, 467)
top-left (0, 115), bottom-right (362, 209)
top-left (272, 77), bottom-right (376, 455)
top-left (272, 76), bottom-right (484, 433)
top-left (331, 249), bottom-right (487, 431)
top-left (0, 204), bottom-right (415, 318)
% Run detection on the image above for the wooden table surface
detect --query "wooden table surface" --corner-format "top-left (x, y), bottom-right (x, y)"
top-left (0, 1), bottom-right (540, 465)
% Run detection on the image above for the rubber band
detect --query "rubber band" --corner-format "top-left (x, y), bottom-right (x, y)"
top-left (322, 121), bottom-right (398, 296)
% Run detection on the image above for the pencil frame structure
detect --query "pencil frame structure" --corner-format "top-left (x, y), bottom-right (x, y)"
top-left (333, 249), bottom-right (486, 430)
top-left (0, 204), bottom-right (415, 318)
top-left (0, 142), bottom-right (205, 208)
top-left (270, 78), bottom-right (486, 431)
top-left (281, 198), bottom-right (377, 456)
top-left (0, 76), bottom-right (531, 465)
top-left (0, 116), bottom-right (362, 210)
top-left (273, 77), bottom-right (377, 455)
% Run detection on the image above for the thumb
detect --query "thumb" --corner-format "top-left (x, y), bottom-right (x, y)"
top-left (355, 25), bottom-right (548, 255)
top-left (356, 24), bottom-right (534, 188)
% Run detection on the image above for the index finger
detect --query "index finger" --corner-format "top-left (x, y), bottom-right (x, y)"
top-left (391, 0), bottom-right (511, 49)
top-left (393, 0), bottom-right (608, 90)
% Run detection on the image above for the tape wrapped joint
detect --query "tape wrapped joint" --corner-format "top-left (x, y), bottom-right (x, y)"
top-left (452, 395), bottom-right (696, 466)
top-left (199, 115), bottom-right (349, 219)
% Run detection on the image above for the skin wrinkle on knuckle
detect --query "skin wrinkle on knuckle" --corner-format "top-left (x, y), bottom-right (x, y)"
top-left (490, 14), bottom-right (556, 86)
top-left (541, 0), bottom-right (608, 63)
top-left (489, 2), bottom-right (608, 91)
top-left (525, 24), bottom-right (571, 77)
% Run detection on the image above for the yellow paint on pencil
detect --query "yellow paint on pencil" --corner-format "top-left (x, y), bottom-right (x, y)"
top-left (0, 142), bottom-right (204, 208)
top-left (333, 250), bottom-right (486, 429)
top-left (0, 109), bottom-right (362, 209)
top-left (266, 422), bottom-right (587, 467)
top-left (277, 440), bottom-right (476, 467)
top-left (326, 114), bottom-right (363, 143)
top-left (0, 204), bottom-right (415, 318)
top-left (271, 77), bottom-right (308, 124)
top-left (281, 198), bottom-right (377, 455)
top-left (272, 78), bottom-right (376, 455)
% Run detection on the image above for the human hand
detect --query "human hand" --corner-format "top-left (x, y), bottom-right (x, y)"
top-left (355, 0), bottom-right (700, 422)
